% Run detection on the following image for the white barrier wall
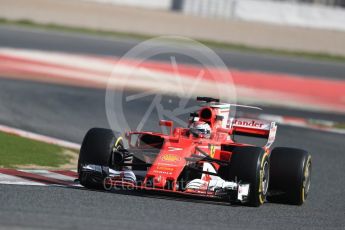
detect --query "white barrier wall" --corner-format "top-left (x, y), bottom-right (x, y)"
top-left (183, 0), bottom-right (345, 31)
top-left (79, 0), bottom-right (345, 31)
top-left (80, 0), bottom-right (171, 10)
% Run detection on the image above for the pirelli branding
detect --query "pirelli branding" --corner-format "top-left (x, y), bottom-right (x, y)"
top-left (161, 154), bottom-right (181, 162)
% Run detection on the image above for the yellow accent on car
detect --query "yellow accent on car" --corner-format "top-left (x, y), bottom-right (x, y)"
top-left (301, 155), bottom-right (311, 203)
top-left (259, 152), bottom-right (269, 204)
top-left (114, 137), bottom-right (123, 148)
top-left (209, 145), bottom-right (216, 158)
top-left (161, 154), bottom-right (181, 162)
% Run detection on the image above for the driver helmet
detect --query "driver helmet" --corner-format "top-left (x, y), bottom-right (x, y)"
top-left (189, 121), bottom-right (211, 138)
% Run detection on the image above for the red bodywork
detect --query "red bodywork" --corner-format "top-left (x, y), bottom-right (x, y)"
top-left (108, 103), bottom-right (276, 197)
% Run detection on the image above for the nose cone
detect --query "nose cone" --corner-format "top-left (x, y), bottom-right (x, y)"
top-left (145, 138), bottom-right (194, 189)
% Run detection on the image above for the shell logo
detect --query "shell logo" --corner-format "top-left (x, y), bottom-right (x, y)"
top-left (161, 154), bottom-right (181, 162)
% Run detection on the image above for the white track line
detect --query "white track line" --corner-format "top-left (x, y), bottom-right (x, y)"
top-left (0, 170), bottom-right (81, 187)
top-left (0, 173), bottom-right (46, 186)
top-left (257, 114), bottom-right (345, 135)
top-left (0, 124), bottom-right (80, 150)
top-left (19, 170), bottom-right (77, 183)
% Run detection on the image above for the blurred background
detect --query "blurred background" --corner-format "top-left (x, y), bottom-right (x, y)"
top-left (0, 0), bottom-right (344, 140)
top-left (0, 1), bottom-right (344, 229)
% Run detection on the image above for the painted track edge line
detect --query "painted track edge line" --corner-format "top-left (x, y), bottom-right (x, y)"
top-left (0, 124), bottom-right (80, 150)
top-left (257, 114), bottom-right (345, 135)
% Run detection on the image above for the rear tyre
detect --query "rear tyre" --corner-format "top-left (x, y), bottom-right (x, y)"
top-left (219, 146), bottom-right (269, 207)
top-left (269, 147), bottom-right (311, 205)
top-left (78, 128), bottom-right (123, 189)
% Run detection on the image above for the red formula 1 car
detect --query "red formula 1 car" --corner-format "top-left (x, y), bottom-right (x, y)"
top-left (78, 97), bottom-right (311, 206)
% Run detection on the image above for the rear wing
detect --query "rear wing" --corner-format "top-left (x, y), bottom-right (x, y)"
top-left (194, 97), bottom-right (277, 147)
top-left (230, 118), bottom-right (277, 148)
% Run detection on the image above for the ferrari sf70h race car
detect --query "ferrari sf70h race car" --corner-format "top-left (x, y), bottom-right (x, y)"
top-left (78, 97), bottom-right (312, 207)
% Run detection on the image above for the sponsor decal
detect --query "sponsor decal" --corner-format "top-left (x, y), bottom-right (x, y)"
top-left (157, 162), bottom-right (175, 166)
top-left (152, 170), bottom-right (173, 175)
top-left (156, 166), bottom-right (174, 171)
top-left (161, 154), bottom-right (181, 162)
top-left (168, 146), bottom-right (183, 151)
top-left (232, 119), bottom-right (266, 129)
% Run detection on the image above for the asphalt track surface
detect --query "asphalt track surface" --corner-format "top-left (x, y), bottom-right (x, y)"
top-left (0, 26), bottom-right (344, 229)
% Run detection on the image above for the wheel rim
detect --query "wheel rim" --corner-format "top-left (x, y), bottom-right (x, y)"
top-left (303, 159), bottom-right (312, 197)
top-left (113, 137), bottom-right (124, 152)
top-left (262, 161), bottom-right (270, 196)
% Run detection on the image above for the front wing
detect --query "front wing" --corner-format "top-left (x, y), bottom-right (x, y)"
top-left (80, 164), bottom-right (250, 203)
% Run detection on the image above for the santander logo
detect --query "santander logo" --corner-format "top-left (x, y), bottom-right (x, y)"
top-left (232, 119), bottom-right (264, 128)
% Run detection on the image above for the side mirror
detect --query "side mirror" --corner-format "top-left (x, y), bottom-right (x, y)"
top-left (159, 120), bottom-right (173, 127)
top-left (159, 120), bottom-right (174, 135)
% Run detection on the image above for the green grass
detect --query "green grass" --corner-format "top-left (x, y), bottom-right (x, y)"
top-left (198, 40), bottom-right (345, 63)
top-left (1, 18), bottom-right (344, 63)
top-left (0, 18), bottom-right (151, 40)
top-left (334, 123), bottom-right (345, 129)
top-left (0, 131), bottom-right (73, 168)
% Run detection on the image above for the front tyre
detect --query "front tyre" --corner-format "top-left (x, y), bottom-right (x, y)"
top-left (219, 146), bottom-right (270, 207)
top-left (78, 128), bottom-right (123, 189)
top-left (269, 147), bottom-right (312, 205)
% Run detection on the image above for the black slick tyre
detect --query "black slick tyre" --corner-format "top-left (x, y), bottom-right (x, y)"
top-left (220, 146), bottom-right (270, 207)
top-left (269, 147), bottom-right (311, 205)
top-left (78, 128), bottom-right (123, 189)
